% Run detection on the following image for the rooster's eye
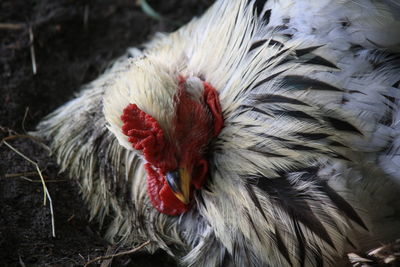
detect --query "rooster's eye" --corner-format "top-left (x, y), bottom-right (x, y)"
top-left (166, 170), bottom-right (181, 194)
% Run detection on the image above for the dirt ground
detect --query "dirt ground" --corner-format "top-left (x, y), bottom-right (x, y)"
top-left (0, 1), bottom-right (212, 266)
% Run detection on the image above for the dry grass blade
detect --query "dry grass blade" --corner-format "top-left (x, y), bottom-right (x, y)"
top-left (18, 255), bottom-right (26, 267)
top-left (83, 5), bottom-right (89, 30)
top-left (29, 26), bottom-right (37, 74)
top-left (83, 240), bottom-right (151, 267)
top-left (1, 139), bottom-right (56, 237)
top-left (0, 22), bottom-right (25, 30)
top-left (6, 170), bottom-right (66, 183)
top-left (4, 174), bottom-right (66, 183)
top-left (2, 134), bottom-right (51, 152)
top-left (139, 0), bottom-right (163, 21)
top-left (22, 107), bottom-right (29, 133)
top-left (135, 0), bottom-right (182, 26)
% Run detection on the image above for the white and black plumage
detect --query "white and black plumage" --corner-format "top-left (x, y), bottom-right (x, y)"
top-left (36, 0), bottom-right (400, 266)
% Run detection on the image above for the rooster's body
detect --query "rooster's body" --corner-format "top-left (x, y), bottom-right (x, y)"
top-left (36, 0), bottom-right (400, 266)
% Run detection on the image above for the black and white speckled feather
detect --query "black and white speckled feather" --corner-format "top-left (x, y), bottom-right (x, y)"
top-left (36, 0), bottom-right (400, 266)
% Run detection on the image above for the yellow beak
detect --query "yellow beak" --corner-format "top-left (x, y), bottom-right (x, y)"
top-left (165, 168), bottom-right (191, 205)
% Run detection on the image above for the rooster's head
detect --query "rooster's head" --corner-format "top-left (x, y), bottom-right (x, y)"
top-left (104, 57), bottom-right (223, 215)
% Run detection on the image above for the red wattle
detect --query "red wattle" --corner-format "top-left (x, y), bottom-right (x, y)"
top-left (145, 164), bottom-right (188, 215)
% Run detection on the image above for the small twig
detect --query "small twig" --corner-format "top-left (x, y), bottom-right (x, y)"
top-left (67, 214), bottom-right (75, 222)
top-left (2, 134), bottom-right (40, 142)
top-left (2, 140), bottom-right (55, 237)
top-left (22, 107), bottom-right (29, 133)
top-left (84, 240), bottom-right (151, 267)
top-left (0, 22), bottom-right (25, 30)
top-left (79, 254), bottom-right (86, 263)
top-left (100, 245), bottom-right (117, 267)
top-left (19, 176), bottom-right (34, 182)
top-left (0, 126), bottom-right (18, 135)
top-left (1, 141), bottom-right (47, 203)
top-left (5, 171), bottom-right (38, 178)
top-left (28, 179), bottom-right (65, 183)
top-left (29, 26), bottom-right (37, 75)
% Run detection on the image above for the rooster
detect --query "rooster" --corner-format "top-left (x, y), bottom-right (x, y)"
top-left (36, 0), bottom-right (400, 266)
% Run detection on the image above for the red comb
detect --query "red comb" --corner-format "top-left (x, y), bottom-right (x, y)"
top-left (203, 81), bottom-right (223, 137)
top-left (121, 104), bottom-right (167, 168)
